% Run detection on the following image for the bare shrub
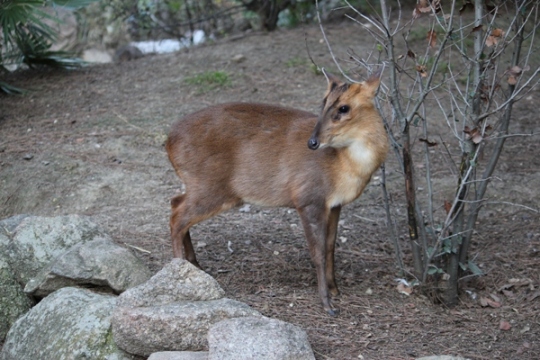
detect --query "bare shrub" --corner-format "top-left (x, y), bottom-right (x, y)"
top-left (319, 0), bottom-right (540, 304)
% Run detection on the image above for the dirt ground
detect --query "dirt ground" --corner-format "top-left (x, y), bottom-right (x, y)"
top-left (1, 23), bottom-right (539, 359)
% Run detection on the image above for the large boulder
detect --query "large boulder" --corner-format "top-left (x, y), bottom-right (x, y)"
top-left (25, 238), bottom-right (152, 297)
top-left (117, 258), bottom-right (225, 308)
top-left (0, 287), bottom-right (133, 360)
top-left (2, 215), bottom-right (111, 285)
top-left (112, 259), bottom-right (261, 357)
top-left (208, 317), bottom-right (315, 360)
top-left (0, 258), bottom-right (34, 341)
top-left (114, 298), bottom-right (261, 356)
top-left (148, 352), bottom-right (208, 360)
top-left (0, 215), bottom-right (34, 341)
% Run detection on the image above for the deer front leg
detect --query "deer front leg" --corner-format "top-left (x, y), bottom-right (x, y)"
top-left (297, 204), bottom-right (338, 316)
top-left (326, 206), bottom-right (341, 297)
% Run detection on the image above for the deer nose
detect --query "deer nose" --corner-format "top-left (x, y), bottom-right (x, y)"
top-left (307, 137), bottom-right (320, 150)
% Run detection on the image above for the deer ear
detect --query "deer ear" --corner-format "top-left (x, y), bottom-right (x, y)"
top-left (362, 70), bottom-right (382, 98)
top-left (322, 68), bottom-right (342, 95)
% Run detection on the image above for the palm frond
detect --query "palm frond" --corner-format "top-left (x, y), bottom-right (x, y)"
top-left (0, 80), bottom-right (27, 94)
top-left (0, 0), bottom-right (98, 94)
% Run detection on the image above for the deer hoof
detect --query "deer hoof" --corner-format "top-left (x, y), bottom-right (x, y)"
top-left (326, 307), bottom-right (340, 317)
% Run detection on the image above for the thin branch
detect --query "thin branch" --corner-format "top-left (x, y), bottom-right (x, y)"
top-left (315, 0), bottom-right (356, 83)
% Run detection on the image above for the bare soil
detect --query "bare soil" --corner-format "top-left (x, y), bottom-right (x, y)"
top-left (1, 23), bottom-right (539, 359)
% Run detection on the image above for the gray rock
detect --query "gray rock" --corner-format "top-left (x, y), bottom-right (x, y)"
top-left (148, 352), bottom-right (208, 360)
top-left (208, 316), bottom-right (315, 360)
top-left (0, 215), bottom-right (30, 238)
top-left (114, 44), bottom-right (144, 62)
top-left (0, 287), bottom-right (133, 360)
top-left (3, 215), bottom-right (111, 285)
top-left (117, 259), bottom-right (225, 308)
top-left (0, 215), bottom-right (30, 253)
top-left (0, 258), bottom-right (34, 341)
top-left (24, 238), bottom-right (152, 297)
top-left (113, 298), bottom-right (261, 357)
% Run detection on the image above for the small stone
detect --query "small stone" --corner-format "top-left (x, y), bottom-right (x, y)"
top-left (232, 54), bottom-right (246, 63)
top-left (23, 154), bottom-right (33, 160)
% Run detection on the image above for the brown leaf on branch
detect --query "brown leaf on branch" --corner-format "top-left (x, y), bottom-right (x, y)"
top-left (486, 28), bottom-right (505, 47)
top-left (491, 28), bottom-right (504, 37)
top-left (509, 66), bottom-right (523, 76)
top-left (419, 138), bottom-right (438, 146)
top-left (480, 84), bottom-right (500, 102)
top-left (413, 0), bottom-right (441, 18)
top-left (444, 200), bottom-right (452, 214)
top-left (507, 66), bottom-right (523, 85)
top-left (459, 0), bottom-right (473, 15)
top-left (472, 25), bottom-right (483, 33)
top-left (416, 65), bottom-right (428, 77)
top-left (463, 126), bottom-right (483, 144)
top-left (407, 49), bottom-right (416, 59)
top-left (427, 30), bottom-right (437, 48)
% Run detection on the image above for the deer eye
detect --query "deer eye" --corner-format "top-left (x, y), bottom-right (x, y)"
top-left (338, 105), bottom-right (350, 114)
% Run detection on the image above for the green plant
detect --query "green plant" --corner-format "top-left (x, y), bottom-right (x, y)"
top-left (0, 0), bottom-right (98, 94)
top-left (184, 70), bottom-right (231, 93)
top-left (285, 56), bottom-right (307, 67)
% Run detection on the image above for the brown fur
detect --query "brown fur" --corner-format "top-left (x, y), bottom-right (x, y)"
top-left (166, 74), bottom-right (388, 315)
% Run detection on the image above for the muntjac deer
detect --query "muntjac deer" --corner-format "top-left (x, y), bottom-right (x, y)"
top-left (166, 71), bottom-right (388, 315)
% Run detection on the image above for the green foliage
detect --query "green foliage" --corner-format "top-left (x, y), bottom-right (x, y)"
top-left (184, 70), bottom-right (231, 93)
top-left (285, 56), bottom-right (308, 68)
top-left (0, 0), bottom-right (98, 94)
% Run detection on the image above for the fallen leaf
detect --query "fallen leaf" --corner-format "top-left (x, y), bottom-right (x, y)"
top-left (509, 278), bottom-right (533, 287)
top-left (480, 296), bottom-right (501, 308)
top-left (502, 289), bottom-right (515, 298)
top-left (480, 297), bottom-right (488, 307)
top-left (397, 282), bottom-right (413, 296)
top-left (490, 293), bottom-right (501, 303)
top-left (499, 320), bottom-right (511, 331)
top-left (527, 290), bottom-right (540, 302)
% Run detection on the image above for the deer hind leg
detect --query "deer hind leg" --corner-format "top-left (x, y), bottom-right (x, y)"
top-left (325, 206), bottom-right (341, 297)
top-left (170, 191), bottom-right (240, 267)
top-left (170, 194), bottom-right (199, 266)
top-left (297, 204), bottom-right (338, 316)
